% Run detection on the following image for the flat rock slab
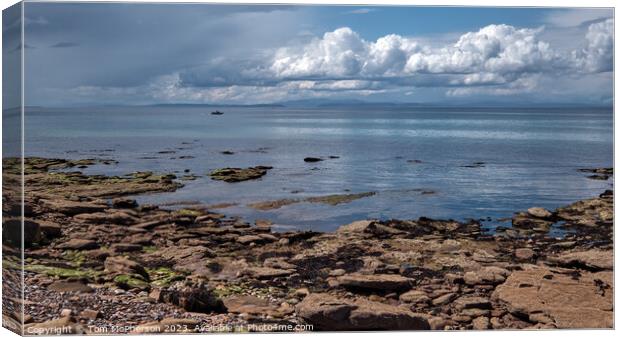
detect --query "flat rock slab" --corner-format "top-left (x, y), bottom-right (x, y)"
top-left (243, 267), bottom-right (294, 279)
top-left (209, 166), bottom-right (272, 183)
top-left (296, 293), bottom-right (430, 330)
top-left (548, 249), bottom-right (612, 270)
top-left (335, 273), bottom-right (413, 292)
top-left (40, 199), bottom-right (107, 216)
top-left (492, 266), bottom-right (613, 328)
top-left (223, 295), bottom-right (278, 315)
top-left (464, 266), bottom-right (511, 285)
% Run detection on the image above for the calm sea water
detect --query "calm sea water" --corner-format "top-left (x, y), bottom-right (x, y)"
top-left (22, 105), bottom-right (613, 232)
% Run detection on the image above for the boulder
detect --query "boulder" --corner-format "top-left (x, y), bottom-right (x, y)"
top-left (38, 221), bottom-right (62, 238)
top-left (3, 218), bottom-right (41, 247)
top-left (296, 293), bottom-right (430, 330)
top-left (492, 266), bottom-right (612, 328)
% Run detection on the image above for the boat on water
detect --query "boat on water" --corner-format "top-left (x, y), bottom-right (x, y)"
top-left (211, 110), bottom-right (224, 115)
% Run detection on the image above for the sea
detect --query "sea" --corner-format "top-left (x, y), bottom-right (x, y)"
top-left (16, 105), bottom-right (614, 232)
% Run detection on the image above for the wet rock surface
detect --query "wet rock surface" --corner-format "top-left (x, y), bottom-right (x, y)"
top-left (2, 158), bottom-right (614, 331)
top-left (209, 166), bottom-right (273, 183)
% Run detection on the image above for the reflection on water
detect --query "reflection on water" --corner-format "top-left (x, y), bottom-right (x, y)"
top-left (24, 105), bottom-right (613, 232)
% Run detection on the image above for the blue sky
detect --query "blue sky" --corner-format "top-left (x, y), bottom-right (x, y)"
top-left (5, 3), bottom-right (614, 106)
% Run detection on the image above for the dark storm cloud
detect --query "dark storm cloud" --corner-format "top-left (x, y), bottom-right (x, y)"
top-left (23, 2), bottom-right (307, 104)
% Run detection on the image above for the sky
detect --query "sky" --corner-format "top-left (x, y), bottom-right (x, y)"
top-left (5, 3), bottom-right (614, 106)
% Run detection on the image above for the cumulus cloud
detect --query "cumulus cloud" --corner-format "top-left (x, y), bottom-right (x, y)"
top-left (49, 17), bottom-right (614, 104)
top-left (571, 18), bottom-right (613, 73)
top-left (265, 19), bottom-right (612, 98)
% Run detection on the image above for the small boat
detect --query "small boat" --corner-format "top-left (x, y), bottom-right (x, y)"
top-left (211, 110), bottom-right (224, 115)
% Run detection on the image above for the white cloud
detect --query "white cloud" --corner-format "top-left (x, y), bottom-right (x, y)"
top-left (267, 19), bottom-right (612, 99)
top-left (56, 18), bottom-right (613, 104)
top-left (571, 18), bottom-right (614, 73)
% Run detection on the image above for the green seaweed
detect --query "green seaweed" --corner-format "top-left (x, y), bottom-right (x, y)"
top-left (114, 274), bottom-right (150, 289)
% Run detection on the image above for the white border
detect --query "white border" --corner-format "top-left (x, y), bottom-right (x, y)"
top-left (0, 1), bottom-right (617, 337)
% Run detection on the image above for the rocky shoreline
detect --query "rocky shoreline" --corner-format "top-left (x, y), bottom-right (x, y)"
top-left (2, 157), bottom-right (614, 333)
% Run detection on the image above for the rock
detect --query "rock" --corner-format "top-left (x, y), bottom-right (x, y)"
top-left (472, 316), bottom-right (490, 330)
top-left (303, 157), bottom-right (323, 162)
top-left (492, 266), bottom-right (612, 328)
top-left (35, 220), bottom-right (61, 239)
top-left (74, 210), bottom-right (136, 225)
top-left (40, 199), bottom-right (107, 215)
top-left (223, 295), bottom-right (277, 315)
top-left (329, 269), bottom-right (347, 277)
top-left (294, 288), bottom-right (310, 298)
top-left (296, 293), bottom-right (430, 330)
top-left (57, 239), bottom-right (99, 250)
top-left (84, 249), bottom-right (110, 261)
top-left (3, 218), bottom-right (41, 247)
top-left (156, 245), bottom-right (215, 265)
top-left (209, 166), bottom-right (272, 183)
top-left (263, 257), bottom-right (296, 270)
top-left (527, 207), bottom-right (553, 219)
top-left (112, 198), bottom-right (138, 208)
top-left (156, 281), bottom-right (225, 313)
top-left (431, 293), bottom-right (457, 306)
top-left (336, 220), bottom-right (403, 236)
top-left (548, 249), bottom-right (612, 270)
top-left (335, 273), bottom-right (413, 292)
top-left (242, 267), bottom-right (294, 279)
top-left (464, 267), bottom-right (511, 285)
top-left (60, 309), bottom-right (72, 317)
top-left (336, 220), bottom-right (374, 233)
top-left (110, 243), bottom-right (142, 252)
top-left (453, 296), bottom-right (491, 310)
top-left (79, 309), bottom-right (100, 320)
top-left (515, 248), bottom-right (535, 260)
top-left (428, 316), bottom-right (448, 330)
top-left (399, 290), bottom-right (430, 304)
top-left (48, 281), bottom-right (94, 293)
top-left (255, 219), bottom-right (272, 232)
top-left (104, 256), bottom-right (148, 279)
top-left (237, 235), bottom-right (264, 244)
